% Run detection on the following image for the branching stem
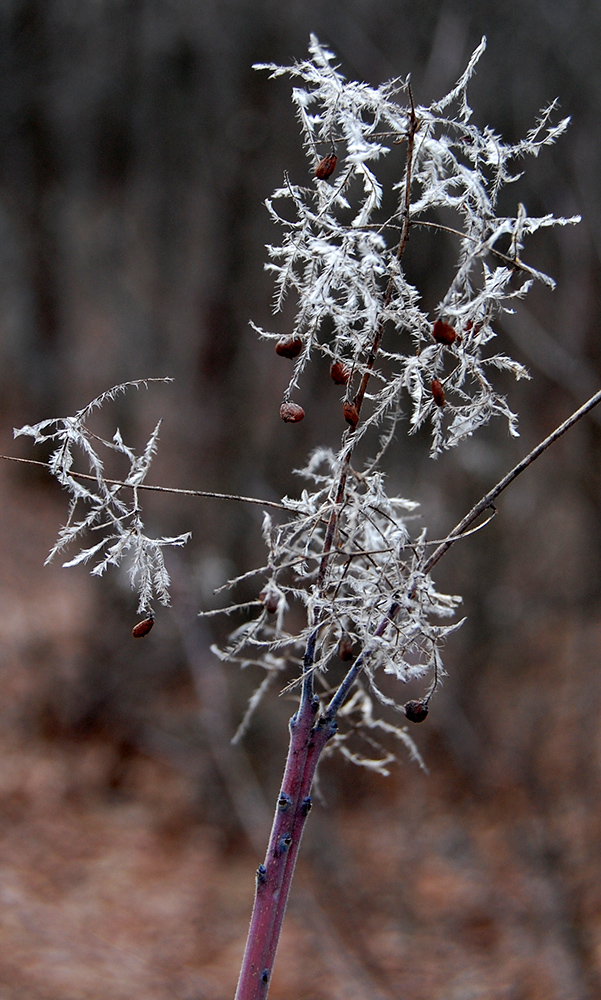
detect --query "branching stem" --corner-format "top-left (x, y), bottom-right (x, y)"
top-left (315, 93), bottom-right (420, 606)
top-left (233, 693), bottom-right (335, 1000)
top-left (234, 99), bottom-right (427, 1000)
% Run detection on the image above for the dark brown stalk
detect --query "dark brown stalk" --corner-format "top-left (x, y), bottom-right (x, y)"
top-left (316, 92), bottom-right (420, 603)
top-left (353, 85), bottom-right (418, 417)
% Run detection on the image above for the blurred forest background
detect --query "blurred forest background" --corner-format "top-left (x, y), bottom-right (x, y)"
top-left (0, 1), bottom-right (600, 998)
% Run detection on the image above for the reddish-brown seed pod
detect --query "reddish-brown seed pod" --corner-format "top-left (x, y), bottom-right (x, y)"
top-left (275, 336), bottom-right (303, 359)
top-left (330, 360), bottom-right (350, 385)
top-left (404, 699), bottom-right (429, 723)
top-left (132, 616), bottom-right (154, 638)
top-left (342, 401), bottom-right (359, 428)
top-left (280, 401), bottom-right (305, 423)
top-left (337, 634), bottom-right (355, 661)
top-left (431, 378), bottom-right (445, 408)
top-left (259, 590), bottom-right (279, 614)
top-left (314, 153), bottom-right (338, 180)
top-left (432, 319), bottom-right (457, 345)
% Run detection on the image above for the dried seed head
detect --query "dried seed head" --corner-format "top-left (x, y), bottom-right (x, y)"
top-left (431, 379), bottom-right (446, 407)
top-left (330, 360), bottom-right (350, 385)
top-left (342, 401), bottom-right (359, 428)
top-left (314, 153), bottom-right (337, 180)
top-left (337, 633), bottom-right (355, 661)
top-left (404, 699), bottom-right (429, 723)
top-left (132, 616), bottom-right (155, 638)
top-left (432, 319), bottom-right (458, 345)
top-left (275, 336), bottom-right (303, 359)
top-left (280, 401), bottom-right (305, 423)
top-left (259, 589), bottom-right (279, 614)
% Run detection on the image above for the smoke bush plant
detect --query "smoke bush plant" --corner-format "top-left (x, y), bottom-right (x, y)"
top-left (11, 35), bottom-right (600, 1000)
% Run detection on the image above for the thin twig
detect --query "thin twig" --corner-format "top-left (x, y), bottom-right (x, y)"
top-left (315, 94), bottom-right (421, 604)
top-left (0, 454), bottom-right (290, 510)
top-left (306, 102), bottom-right (421, 704)
top-left (420, 387), bottom-right (601, 578)
top-left (410, 219), bottom-right (535, 275)
top-left (324, 600), bottom-right (400, 723)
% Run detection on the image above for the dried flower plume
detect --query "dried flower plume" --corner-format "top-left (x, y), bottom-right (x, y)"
top-left (209, 36), bottom-right (577, 767)
top-left (15, 380), bottom-right (190, 613)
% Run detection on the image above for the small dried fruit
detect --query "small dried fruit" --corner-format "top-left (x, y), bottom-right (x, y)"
top-left (342, 401), bottom-right (359, 428)
top-left (314, 153), bottom-right (337, 180)
top-left (132, 616), bottom-right (154, 638)
top-left (404, 699), bottom-right (428, 723)
top-left (337, 634), bottom-right (355, 661)
top-left (431, 378), bottom-right (445, 407)
top-left (330, 360), bottom-right (350, 385)
top-left (280, 401), bottom-right (305, 423)
top-left (259, 590), bottom-right (279, 614)
top-left (432, 319), bottom-right (457, 345)
top-left (275, 336), bottom-right (303, 359)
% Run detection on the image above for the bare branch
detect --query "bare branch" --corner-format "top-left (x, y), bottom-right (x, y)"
top-left (0, 454), bottom-right (290, 510)
top-left (421, 388), bottom-right (601, 578)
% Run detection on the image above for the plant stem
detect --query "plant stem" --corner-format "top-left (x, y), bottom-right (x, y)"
top-left (235, 99), bottom-right (424, 999)
top-left (316, 94), bottom-right (420, 602)
top-left (233, 693), bottom-right (336, 1000)
top-left (0, 454), bottom-right (290, 510)
top-left (235, 388), bottom-right (601, 1000)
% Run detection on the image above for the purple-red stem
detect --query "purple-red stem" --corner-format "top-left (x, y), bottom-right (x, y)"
top-left (233, 691), bottom-right (335, 1000)
top-left (233, 600), bottom-right (403, 1000)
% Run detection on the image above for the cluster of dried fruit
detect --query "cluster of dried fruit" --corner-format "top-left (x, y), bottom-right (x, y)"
top-left (275, 334), bottom-right (356, 426)
top-left (275, 314), bottom-right (462, 425)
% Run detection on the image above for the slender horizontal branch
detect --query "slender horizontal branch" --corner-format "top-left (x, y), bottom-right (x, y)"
top-left (363, 217), bottom-right (539, 276)
top-left (410, 219), bottom-right (535, 274)
top-left (6, 388), bottom-right (599, 548)
top-left (0, 454), bottom-right (290, 510)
